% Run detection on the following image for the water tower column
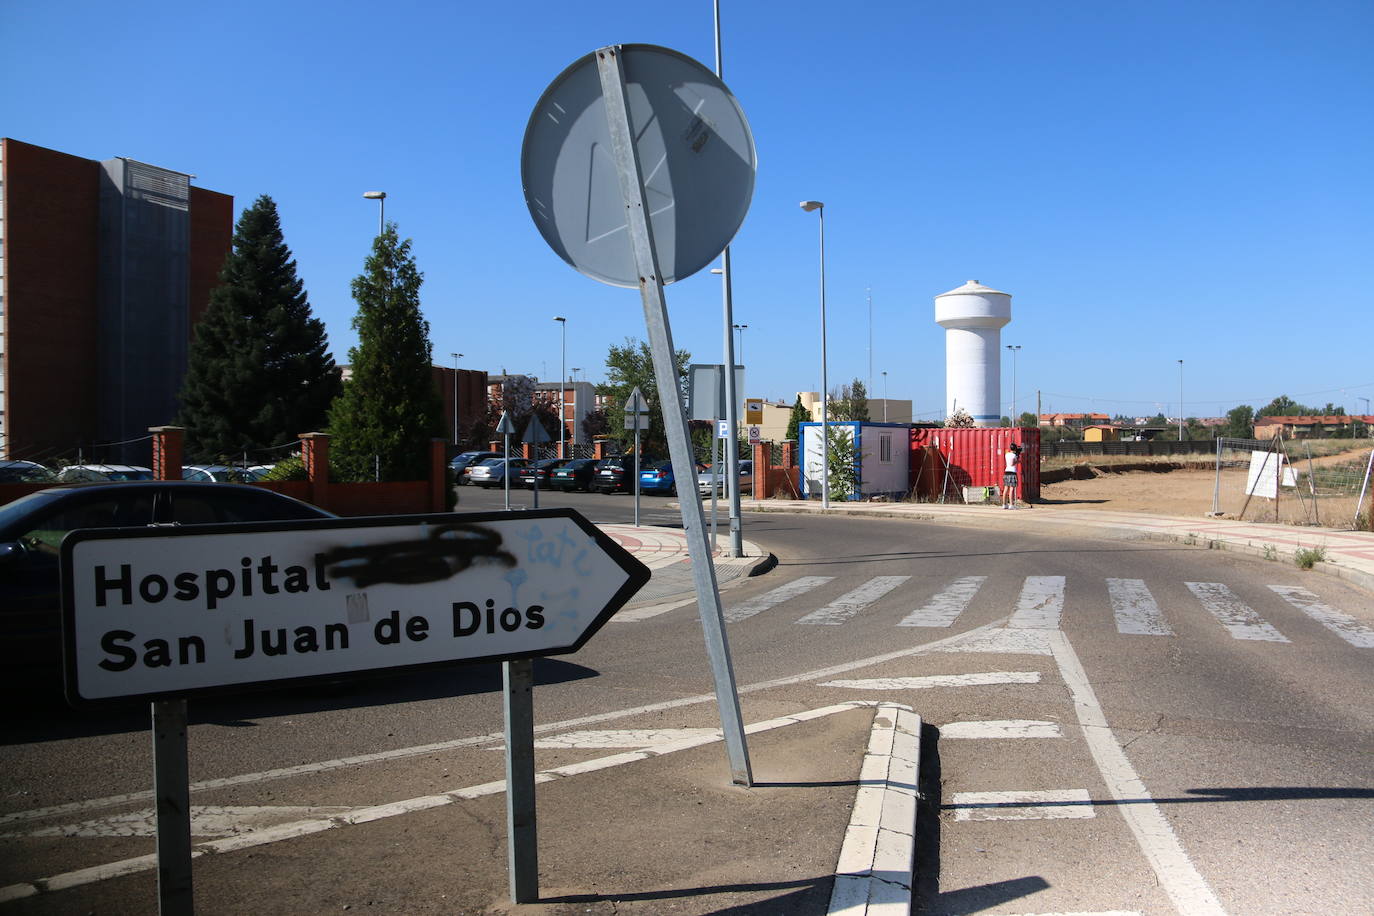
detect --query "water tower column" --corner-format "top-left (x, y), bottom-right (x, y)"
top-left (934, 280), bottom-right (1013, 427)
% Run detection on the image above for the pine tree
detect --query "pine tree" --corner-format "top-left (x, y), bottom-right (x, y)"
top-left (327, 224), bottom-right (446, 481)
top-left (786, 395), bottom-right (811, 441)
top-left (177, 195), bottom-right (341, 459)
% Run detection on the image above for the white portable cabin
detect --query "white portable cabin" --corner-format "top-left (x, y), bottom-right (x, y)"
top-left (800, 421), bottom-right (910, 501)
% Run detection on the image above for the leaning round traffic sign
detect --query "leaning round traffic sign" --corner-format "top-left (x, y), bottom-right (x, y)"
top-left (521, 44), bottom-right (757, 288)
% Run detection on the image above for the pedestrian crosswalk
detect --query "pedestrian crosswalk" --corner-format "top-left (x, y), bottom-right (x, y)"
top-left (706, 572), bottom-right (1374, 648)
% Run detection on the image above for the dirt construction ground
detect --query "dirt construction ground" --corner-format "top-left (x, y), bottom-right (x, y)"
top-left (1037, 450), bottom-right (1371, 529)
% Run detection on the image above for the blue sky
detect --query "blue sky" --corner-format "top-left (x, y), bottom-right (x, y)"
top-left (7, 1), bottom-right (1372, 420)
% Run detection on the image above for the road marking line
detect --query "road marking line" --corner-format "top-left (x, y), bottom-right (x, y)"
top-left (1107, 578), bottom-right (1173, 636)
top-left (821, 672), bottom-right (1041, 691)
top-left (897, 576), bottom-right (987, 627)
top-left (2, 621), bottom-right (1009, 830)
top-left (941, 720), bottom-right (1062, 740)
top-left (487, 728), bottom-right (721, 749)
top-left (0, 702), bottom-right (909, 905)
top-left (950, 789), bottom-right (1094, 821)
top-left (797, 576), bottom-right (910, 626)
top-left (1268, 585), bottom-right (1374, 647)
top-left (1008, 576), bottom-right (1066, 630)
top-left (937, 627), bottom-right (1053, 655)
top-left (725, 575), bottom-right (834, 622)
top-left (1186, 582), bottom-right (1289, 642)
top-left (1047, 630), bottom-right (1227, 915)
top-left (4, 805), bottom-right (358, 839)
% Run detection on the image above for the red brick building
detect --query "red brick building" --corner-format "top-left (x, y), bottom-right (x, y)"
top-left (0, 138), bottom-right (232, 462)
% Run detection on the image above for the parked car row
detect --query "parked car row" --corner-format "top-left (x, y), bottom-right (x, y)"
top-left (452, 454), bottom-right (752, 497)
top-left (0, 462), bottom-right (275, 484)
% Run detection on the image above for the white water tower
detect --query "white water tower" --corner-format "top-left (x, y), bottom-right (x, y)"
top-left (934, 280), bottom-right (1012, 426)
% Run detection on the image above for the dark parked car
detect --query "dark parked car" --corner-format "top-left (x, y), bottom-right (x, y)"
top-left (515, 458), bottom-right (567, 489)
top-left (549, 458), bottom-right (598, 492)
top-left (450, 451), bottom-right (501, 485)
top-left (0, 481), bottom-right (335, 687)
top-left (592, 456), bottom-right (640, 494)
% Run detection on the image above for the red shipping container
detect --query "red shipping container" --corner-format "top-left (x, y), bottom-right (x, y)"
top-left (909, 427), bottom-right (1040, 502)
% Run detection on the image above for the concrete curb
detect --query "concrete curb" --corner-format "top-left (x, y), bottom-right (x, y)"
top-left (828, 704), bottom-right (921, 916)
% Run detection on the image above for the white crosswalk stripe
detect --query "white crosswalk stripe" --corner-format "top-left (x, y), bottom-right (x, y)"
top-left (1186, 582), bottom-right (1289, 642)
top-left (1008, 576), bottom-right (1066, 630)
top-left (1269, 585), bottom-right (1374, 647)
top-left (795, 575), bottom-right (910, 625)
top-left (897, 575), bottom-right (987, 627)
top-left (1107, 578), bottom-right (1173, 636)
top-left (724, 575), bottom-right (832, 623)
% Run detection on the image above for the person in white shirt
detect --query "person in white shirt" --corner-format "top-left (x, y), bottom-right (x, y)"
top-left (1001, 443), bottom-right (1021, 508)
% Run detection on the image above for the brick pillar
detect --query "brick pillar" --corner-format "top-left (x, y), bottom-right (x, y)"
top-left (299, 432), bottom-right (330, 511)
top-left (430, 439), bottom-right (447, 512)
top-left (594, 440), bottom-right (607, 460)
top-left (149, 426), bottom-right (184, 481)
top-left (782, 440), bottom-right (796, 469)
top-left (752, 441), bottom-right (771, 500)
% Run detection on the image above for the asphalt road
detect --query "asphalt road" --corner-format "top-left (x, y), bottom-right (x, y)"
top-left (2, 486), bottom-right (1370, 914)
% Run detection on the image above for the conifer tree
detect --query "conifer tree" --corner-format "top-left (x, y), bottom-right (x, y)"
top-left (786, 395), bottom-right (811, 441)
top-left (177, 195), bottom-right (341, 459)
top-left (327, 224), bottom-right (446, 481)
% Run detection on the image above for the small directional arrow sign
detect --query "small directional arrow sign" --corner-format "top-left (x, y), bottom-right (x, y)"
top-left (495, 411), bottom-right (518, 435)
top-left (523, 418), bottom-right (553, 444)
top-left (61, 510), bottom-right (650, 705)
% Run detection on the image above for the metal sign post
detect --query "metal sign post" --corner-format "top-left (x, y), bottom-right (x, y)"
top-left (523, 418), bottom-right (553, 509)
top-left (596, 46), bottom-right (751, 784)
top-left (496, 411), bottom-right (517, 511)
top-left (503, 658), bottom-right (538, 903)
top-left (152, 698), bottom-right (192, 915)
top-left (624, 388), bottom-right (650, 528)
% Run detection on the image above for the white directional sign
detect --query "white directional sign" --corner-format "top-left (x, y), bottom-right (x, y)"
top-left (61, 510), bottom-right (649, 704)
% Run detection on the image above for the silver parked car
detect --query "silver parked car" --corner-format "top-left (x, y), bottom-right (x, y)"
top-left (466, 457), bottom-right (528, 488)
top-left (696, 460), bottom-right (753, 496)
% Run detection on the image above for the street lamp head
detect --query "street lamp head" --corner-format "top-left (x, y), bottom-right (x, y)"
top-left (553, 316), bottom-right (566, 323)
top-left (363, 191), bottom-right (386, 200)
top-left (799, 200), bottom-right (824, 212)
top-left (733, 323), bottom-right (748, 330)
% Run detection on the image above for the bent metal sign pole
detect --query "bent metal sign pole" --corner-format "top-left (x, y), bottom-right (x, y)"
top-left (62, 510), bottom-right (649, 911)
top-left (521, 44), bottom-right (758, 788)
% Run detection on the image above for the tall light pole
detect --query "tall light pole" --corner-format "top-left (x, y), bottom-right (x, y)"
top-left (732, 324), bottom-right (748, 366)
top-left (800, 200), bottom-right (829, 509)
top-left (867, 287), bottom-right (873, 394)
top-left (362, 190), bottom-right (386, 235)
top-left (882, 370), bottom-right (888, 422)
top-left (1006, 345), bottom-right (1021, 426)
top-left (554, 317), bottom-right (567, 458)
top-left (450, 352), bottom-right (463, 445)
top-left (1178, 359), bottom-right (1185, 441)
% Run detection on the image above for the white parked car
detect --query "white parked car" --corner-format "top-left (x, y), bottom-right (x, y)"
top-left (0, 460), bottom-right (56, 482)
top-left (57, 464), bottom-right (155, 483)
top-left (182, 465), bottom-right (239, 482)
top-left (696, 460), bottom-right (753, 496)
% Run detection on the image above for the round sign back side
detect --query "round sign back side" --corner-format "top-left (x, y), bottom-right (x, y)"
top-left (521, 44), bottom-right (757, 288)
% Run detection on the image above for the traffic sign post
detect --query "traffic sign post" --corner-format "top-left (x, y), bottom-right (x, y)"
top-left (495, 411), bottom-right (518, 511)
top-left (624, 388), bottom-right (650, 527)
top-left (62, 510), bottom-right (649, 908)
top-left (523, 417), bottom-right (553, 509)
top-left (522, 43), bottom-right (756, 787)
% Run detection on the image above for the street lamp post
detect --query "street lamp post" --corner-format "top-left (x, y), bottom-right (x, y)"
top-left (362, 191), bottom-right (386, 235)
top-left (800, 201), bottom-right (829, 509)
top-left (882, 371), bottom-right (888, 422)
top-left (554, 317), bottom-right (567, 458)
top-left (451, 352), bottom-right (463, 445)
top-left (1006, 345), bottom-right (1021, 426)
top-left (732, 324), bottom-right (748, 366)
top-left (1178, 359), bottom-right (1185, 441)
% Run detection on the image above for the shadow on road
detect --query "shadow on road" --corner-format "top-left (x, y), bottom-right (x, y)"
top-left (2, 656), bottom-right (599, 745)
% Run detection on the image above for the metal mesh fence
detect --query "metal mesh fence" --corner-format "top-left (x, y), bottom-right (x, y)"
top-left (1212, 437), bottom-right (1374, 528)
